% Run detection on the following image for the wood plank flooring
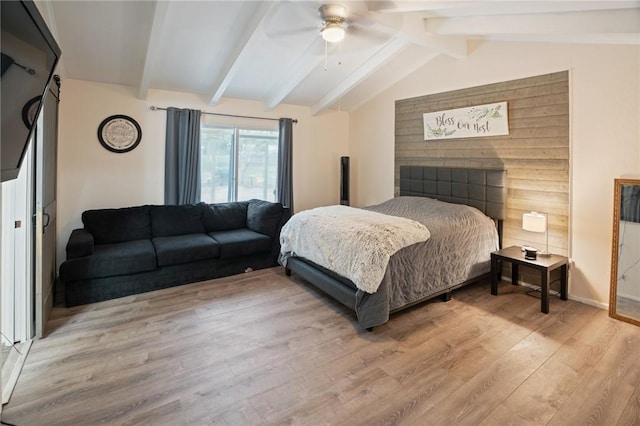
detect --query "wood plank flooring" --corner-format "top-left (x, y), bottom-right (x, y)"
top-left (3, 267), bottom-right (640, 425)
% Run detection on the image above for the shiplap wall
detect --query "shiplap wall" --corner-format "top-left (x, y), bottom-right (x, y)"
top-left (395, 71), bottom-right (569, 257)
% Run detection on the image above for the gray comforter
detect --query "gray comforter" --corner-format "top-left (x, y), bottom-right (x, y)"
top-left (284, 196), bottom-right (499, 328)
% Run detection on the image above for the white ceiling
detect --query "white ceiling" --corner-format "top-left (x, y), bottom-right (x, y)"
top-left (42, 1), bottom-right (640, 114)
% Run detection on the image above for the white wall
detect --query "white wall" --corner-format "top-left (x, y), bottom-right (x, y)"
top-left (57, 79), bottom-right (349, 268)
top-left (349, 42), bottom-right (640, 308)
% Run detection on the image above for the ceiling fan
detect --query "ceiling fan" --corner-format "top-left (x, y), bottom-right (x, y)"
top-left (319, 4), bottom-right (349, 43)
top-left (263, 2), bottom-right (397, 52)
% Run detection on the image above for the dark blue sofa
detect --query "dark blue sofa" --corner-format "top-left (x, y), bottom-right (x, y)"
top-left (59, 200), bottom-right (290, 306)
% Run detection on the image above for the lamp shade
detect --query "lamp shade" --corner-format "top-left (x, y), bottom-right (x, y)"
top-left (522, 212), bottom-right (546, 233)
top-left (321, 23), bottom-right (345, 43)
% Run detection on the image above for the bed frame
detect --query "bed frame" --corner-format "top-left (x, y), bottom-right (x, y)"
top-left (285, 166), bottom-right (507, 326)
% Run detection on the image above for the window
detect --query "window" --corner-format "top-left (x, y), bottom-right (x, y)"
top-left (200, 125), bottom-right (279, 203)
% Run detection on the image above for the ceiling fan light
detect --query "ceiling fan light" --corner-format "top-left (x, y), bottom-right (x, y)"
top-left (321, 23), bottom-right (345, 43)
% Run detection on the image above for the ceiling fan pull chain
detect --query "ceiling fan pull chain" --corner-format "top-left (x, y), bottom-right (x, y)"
top-left (324, 39), bottom-right (328, 71)
top-left (338, 40), bottom-right (342, 66)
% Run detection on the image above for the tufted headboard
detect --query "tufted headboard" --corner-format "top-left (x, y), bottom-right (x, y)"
top-left (399, 166), bottom-right (507, 221)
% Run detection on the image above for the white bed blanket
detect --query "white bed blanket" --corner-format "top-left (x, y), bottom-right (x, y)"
top-left (280, 205), bottom-right (431, 293)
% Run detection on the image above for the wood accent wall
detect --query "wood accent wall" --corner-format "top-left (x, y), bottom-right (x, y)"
top-left (395, 71), bottom-right (569, 257)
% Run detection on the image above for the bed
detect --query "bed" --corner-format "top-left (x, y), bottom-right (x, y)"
top-left (280, 166), bottom-right (507, 330)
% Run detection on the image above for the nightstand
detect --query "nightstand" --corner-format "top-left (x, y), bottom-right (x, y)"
top-left (490, 245), bottom-right (568, 314)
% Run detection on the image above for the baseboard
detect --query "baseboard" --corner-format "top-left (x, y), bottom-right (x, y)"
top-left (567, 294), bottom-right (608, 310)
top-left (44, 282), bottom-right (54, 323)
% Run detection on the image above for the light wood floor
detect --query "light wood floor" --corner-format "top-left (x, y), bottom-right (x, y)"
top-left (618, 296), bottom-right (640, 320)
top-left (3, 267), bottom-right (640, 425)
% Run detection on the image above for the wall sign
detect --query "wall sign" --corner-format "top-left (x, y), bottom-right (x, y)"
top-left (423, 101), bottom-right (509, 140)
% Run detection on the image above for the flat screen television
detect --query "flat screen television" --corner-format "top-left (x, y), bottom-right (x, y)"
top-left (1, 0), bottom-right (61, 182)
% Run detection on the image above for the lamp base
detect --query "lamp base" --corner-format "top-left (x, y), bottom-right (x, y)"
top-left (522, 246), bottom-right (538, 260)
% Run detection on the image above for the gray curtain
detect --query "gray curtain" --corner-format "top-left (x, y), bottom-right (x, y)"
top-left (277, 118), bottom-right (293, 211)
top-left (164, 107), bottom-right (201, 205)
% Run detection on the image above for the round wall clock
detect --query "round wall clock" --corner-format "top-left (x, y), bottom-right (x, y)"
top-left (97, 114), bottom-right (142, 153)
top-left (22, 96), bottom-right (41, 129)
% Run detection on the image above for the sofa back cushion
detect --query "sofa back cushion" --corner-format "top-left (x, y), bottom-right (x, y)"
top-left (246, 199), bottom-right (285, 238)
top-left (202, 201), bottom-right (249, 232)
top-left (150, 204), bottom-right (206, 237)
top-left (82, 205), bottom-right (151, 244)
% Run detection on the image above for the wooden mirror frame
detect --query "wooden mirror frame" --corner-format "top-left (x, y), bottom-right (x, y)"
top-left (609, 178), bottom-right (640, 326)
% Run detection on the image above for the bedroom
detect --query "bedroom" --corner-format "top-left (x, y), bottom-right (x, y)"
top-left (52, 2), bottom-right (640, 311)
top-left (1, 0), bottom-right (639, 424)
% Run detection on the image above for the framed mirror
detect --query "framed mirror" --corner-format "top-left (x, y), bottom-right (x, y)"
top-left (609, 178), bottom-right (640, 326)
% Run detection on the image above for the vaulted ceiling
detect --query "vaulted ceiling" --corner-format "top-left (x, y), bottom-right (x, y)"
top-left (41, 1), bottom-right (640, 115)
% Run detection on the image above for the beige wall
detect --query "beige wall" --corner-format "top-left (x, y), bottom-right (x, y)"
top-left (57, 79), bottom-right (349, 268)
top-left (350, 42), bottom-right (640, 308)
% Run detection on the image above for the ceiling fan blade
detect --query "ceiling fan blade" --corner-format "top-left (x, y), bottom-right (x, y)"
top-left (347, 6), bottom-right (404, 32)
top-left (266, 25), bottom-right (319, 39)
top-left (349, 24), bottom-right (391, 40)
top-left (263, 0), bottom-right (322, 40)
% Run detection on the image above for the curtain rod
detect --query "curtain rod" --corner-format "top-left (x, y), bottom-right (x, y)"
top-left (149, 106), bottom-right (297, 124)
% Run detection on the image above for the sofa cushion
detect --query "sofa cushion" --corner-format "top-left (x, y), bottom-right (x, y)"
top-left (59, 240), bottom-right (156, 282)
top-left (202, 201), bottom-right (249, 232)
top-left (150, 204), bottom-right (206, 237)
top-left (209, 229), bottom-right (272, 259)
top-left (152, 234), bottom-right (220, 267)
top-left (246, 200), bottom-right (284, 238)
top-left (66, 229), bottom-right (95, 259)
top-left (82, 205), bottom-right (151, 244)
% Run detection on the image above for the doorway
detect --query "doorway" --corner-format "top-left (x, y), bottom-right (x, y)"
top-left (1, 141), bottom-right (35, 404)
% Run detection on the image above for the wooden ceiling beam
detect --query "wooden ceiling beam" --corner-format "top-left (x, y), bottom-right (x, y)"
top-left (137, 0), bottom-right (170, 100)
top-left (311, 37), bottom-right (408, 115)
top-left (264, 38), bottom-right (325, 111)
top-left (208, 2), bottom-right (276, 106)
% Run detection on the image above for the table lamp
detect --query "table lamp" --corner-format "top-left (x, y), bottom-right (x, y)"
top-left (522, 211), bottom-right (550, 258)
